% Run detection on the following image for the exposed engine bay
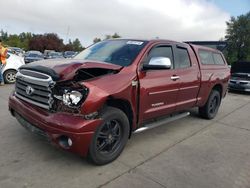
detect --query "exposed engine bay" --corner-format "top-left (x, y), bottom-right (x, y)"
top-left (74, 68), bottom-right (119, 81)
top-left (53, 67), bottom-right (119, 112)
top-left (51, 81), bottom-right (88, 113)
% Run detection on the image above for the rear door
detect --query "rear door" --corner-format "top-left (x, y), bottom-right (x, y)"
top-left (138, 44), bottom-right (180, 123)
top-left (174, 45), bottom-right (201, 111)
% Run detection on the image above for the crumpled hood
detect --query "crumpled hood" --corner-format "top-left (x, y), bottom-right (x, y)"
top-left (19, 59), bottom-right (123, 81)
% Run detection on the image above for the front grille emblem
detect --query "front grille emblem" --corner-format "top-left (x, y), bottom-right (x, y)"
top-left (26, 85), bottom-right (35, 96)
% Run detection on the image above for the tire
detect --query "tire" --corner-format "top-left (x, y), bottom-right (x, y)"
top-left (3, 70), bottom-right (17, 84)
top-left (88, 107), bottom-right (129, 165)
top-left (199, 90), bottom-right (221, 119)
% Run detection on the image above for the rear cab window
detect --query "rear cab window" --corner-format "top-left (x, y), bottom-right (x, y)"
top-left (198, 49), bottom-right (225, 65)
top-left (198, 50), bottom-right (214, 65)
top-left (213, 53), bottom-right (225, 65)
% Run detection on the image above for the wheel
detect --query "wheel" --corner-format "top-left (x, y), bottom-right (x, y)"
top-left (3, 70), bottom-right (17, 84)
top-left (88, 107), bottom-right (129, 165)
top-left (199, 90), bottom-right (221, 119)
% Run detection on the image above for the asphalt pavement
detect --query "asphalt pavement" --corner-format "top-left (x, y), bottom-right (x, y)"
top-left (0, 84), bottom-right (250, 188)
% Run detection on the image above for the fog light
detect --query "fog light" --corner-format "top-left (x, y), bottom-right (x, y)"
top-left (68, 138), bottom-right (73, 146)
top-left (58, 135), bottom-right (73, 149)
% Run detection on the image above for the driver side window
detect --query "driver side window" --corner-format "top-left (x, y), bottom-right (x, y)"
top-left (146, 46), bottom-right (174, 69)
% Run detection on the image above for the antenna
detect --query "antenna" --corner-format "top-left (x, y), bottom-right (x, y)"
top-left (66, 26), bottom-right (70, 43)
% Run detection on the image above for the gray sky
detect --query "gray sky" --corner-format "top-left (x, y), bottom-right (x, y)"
top-left (0, 0), bottom-right (231, 46)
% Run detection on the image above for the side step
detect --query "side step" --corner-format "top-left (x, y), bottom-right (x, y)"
top-left (134, 112), bottom-right (190, 134)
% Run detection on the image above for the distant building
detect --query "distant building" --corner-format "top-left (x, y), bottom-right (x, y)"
top-left (185, 41), bottom-right (228, 52)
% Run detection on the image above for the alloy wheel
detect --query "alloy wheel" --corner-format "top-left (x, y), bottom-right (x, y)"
top-left (96, 119), bottom-right (122, 154)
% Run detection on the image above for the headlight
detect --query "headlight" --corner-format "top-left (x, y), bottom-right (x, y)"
top-left (63, 90), bottom-right (83, 106)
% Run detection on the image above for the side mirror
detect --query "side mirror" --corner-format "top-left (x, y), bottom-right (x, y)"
top-left (143, 57), bottom-right (172, 70)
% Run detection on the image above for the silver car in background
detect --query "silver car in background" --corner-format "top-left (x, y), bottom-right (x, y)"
top-left (229, 61), bottom-right (250, 92)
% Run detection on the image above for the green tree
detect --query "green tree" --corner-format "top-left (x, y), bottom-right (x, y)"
top-left (0, 30), bottom-right (85, 52)
top-left (0, 30), bottom-right (8, 41)
top-left (93, 37), bottom-right (101, 43)
top-left (6, 34), bottom-right (21, 47)
top-left (225, 11), bottom-right (250, 64)
top-left (64, 40), bottom-right (74, 51)
top-left (19, 32), bottom-right (33, 50)
top-left (104, 33), bottom-right (121, 40)
top-left (0, 30), bottom-right (33, 50)
top-left (112, 32), bottom-right (121, 38)
top-left (72, 38), bottom-right (83, 51)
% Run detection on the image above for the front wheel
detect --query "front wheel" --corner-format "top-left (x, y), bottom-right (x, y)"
top-left (88, 107), bottom-right (129, 165)
top-left (199, 90), bottom-right (221, 119)
top-left (3, 70), bottom-right (17, 84)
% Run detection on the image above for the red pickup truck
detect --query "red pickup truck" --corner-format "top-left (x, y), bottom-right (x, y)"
top-left (9, 39), bottom-right (230, 165)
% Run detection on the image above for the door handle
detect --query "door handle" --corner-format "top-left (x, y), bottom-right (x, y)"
top-left (171, 75), bottom-right (180, 81)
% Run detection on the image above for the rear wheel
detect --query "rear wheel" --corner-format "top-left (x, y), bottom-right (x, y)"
top-left (88, 107), bottom-right (129, 165)
top-left (199, 90), bottom-right (221, 119)
top-left (3, 70), bottom-right (17, 84)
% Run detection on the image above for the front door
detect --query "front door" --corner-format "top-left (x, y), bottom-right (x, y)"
top-left (138, 44), bottom-right (180, 123)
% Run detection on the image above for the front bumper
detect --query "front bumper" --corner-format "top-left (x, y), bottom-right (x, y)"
top-left (9, 94), bottom-right (102, 157)
top-left (228, 82), bottom-right (250, 92)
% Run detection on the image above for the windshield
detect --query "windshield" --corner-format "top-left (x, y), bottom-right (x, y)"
top-left (74, 40), bottom-right (147, 66)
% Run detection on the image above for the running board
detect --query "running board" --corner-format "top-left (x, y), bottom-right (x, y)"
top-left (134, 112), bottom-right (190, 134)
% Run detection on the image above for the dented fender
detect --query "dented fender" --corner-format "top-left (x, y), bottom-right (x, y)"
top-left (80, 82), bottom-right (109, 115)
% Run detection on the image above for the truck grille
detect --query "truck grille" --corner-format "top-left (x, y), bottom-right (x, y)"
top-left (15, 69), bottom-right (55, 109)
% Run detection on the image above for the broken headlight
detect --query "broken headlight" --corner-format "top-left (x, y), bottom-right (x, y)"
top-left (63, 90), bottom-right (83, 106)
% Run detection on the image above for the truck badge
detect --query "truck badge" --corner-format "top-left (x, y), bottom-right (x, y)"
top-left (26, 85), bottom-right (35, 96)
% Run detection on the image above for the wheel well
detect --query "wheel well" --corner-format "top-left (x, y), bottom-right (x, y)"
top-left (106, 98), bottom-right (134, 138)
top-left (3, 69), bottom-right (17, 75)
top-left (212, 84), bottom-right (223, 99)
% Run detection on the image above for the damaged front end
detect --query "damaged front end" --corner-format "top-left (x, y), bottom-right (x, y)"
top-left (15, 63), bottom-right (121, 118)
top-left (52, 67), bottom-right (120, 114)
